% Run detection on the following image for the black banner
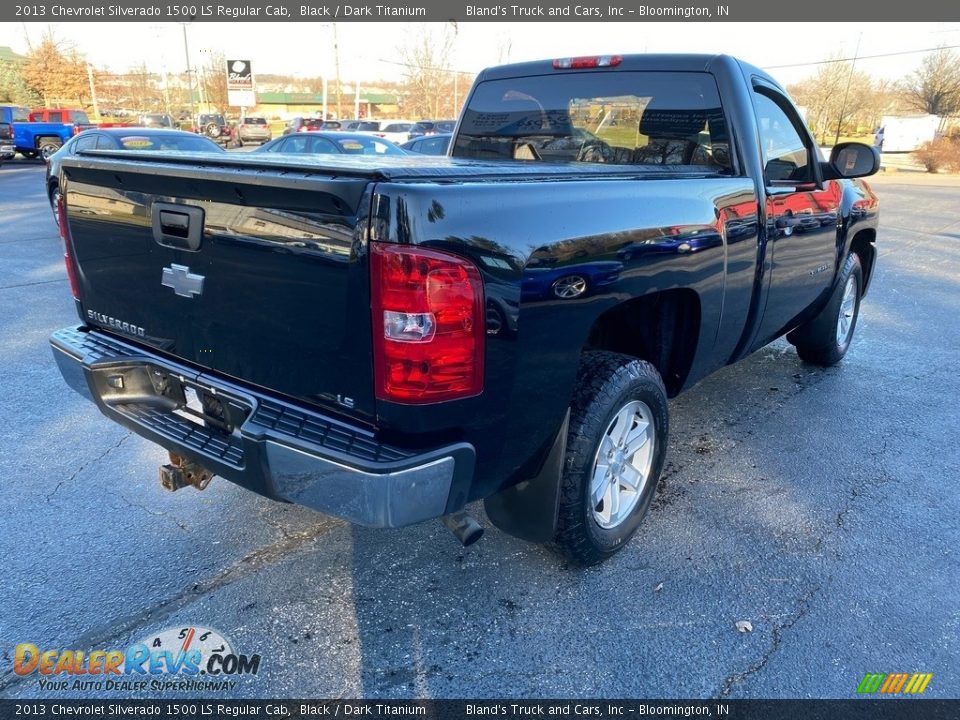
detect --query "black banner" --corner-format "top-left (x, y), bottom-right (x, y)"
top-left (4, 0), bottom-right (960, 22)
top-left (1, 700), bottom-right (960, 720)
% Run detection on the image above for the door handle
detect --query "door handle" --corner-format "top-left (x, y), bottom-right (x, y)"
top-left (159, 210), bottom-right (190, 236)
top-left (152, 202), bottom-right (204, 251)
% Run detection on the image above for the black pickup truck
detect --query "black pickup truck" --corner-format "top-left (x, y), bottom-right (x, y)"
top-left (50, 54), bottom-right (880, 565)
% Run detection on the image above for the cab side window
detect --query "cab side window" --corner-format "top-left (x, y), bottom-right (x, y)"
top-left (754, 90), bottom-right (813, 184)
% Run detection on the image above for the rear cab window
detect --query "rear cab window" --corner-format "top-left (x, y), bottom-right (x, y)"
top-left (453, 71), bottom-right (732, 173)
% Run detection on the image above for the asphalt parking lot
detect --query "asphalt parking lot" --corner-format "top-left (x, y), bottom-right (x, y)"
top-left (0, 158), bottom-right (957, 700)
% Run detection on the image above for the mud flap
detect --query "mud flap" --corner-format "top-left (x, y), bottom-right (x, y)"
top-left (484, 410), bottom-right (569, 543)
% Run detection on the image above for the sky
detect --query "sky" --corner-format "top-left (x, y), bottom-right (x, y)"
top-left (2, 21), bottom-right (960, 87)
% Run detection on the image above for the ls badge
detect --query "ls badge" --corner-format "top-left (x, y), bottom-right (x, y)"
top-left (161, 264), bottom-right (205, 299)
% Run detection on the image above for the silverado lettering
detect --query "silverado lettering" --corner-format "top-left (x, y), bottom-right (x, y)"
top-left (50, 54), bottom-right (880, 565)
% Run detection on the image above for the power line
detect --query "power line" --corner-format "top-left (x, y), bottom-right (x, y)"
top-left (766, 43), bottom-right (960, 69)
top-left (377, 58), bottom-right (475, 75)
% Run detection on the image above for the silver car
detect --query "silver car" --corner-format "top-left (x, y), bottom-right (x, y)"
top-left (237, 117), bottom-right (272, 145)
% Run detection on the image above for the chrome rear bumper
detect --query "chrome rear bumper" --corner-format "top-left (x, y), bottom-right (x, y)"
top-left (50, 326), bottom-right (474, 527)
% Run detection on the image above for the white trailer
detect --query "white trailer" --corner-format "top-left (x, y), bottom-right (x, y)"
top-left (878, 115), bottom-right (940, 152)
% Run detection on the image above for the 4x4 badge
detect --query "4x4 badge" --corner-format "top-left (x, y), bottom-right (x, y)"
top-left (161, 264), bottom-right (205, 299)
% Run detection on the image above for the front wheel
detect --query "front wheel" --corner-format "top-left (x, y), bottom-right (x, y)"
top-left (551, 352), bottom-right (669, 566)
top-left (787, 253), bottom-right (863, 366)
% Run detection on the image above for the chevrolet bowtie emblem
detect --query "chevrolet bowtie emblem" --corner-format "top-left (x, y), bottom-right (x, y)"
top-left (161, 264), bottom-right (205, 299)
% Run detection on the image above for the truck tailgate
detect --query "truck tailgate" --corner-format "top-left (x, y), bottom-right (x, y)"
top-left (61, 154), bottom-right (377, 421)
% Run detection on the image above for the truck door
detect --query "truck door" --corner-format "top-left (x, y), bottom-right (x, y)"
top-left (752, 85), bottom-right (839, 345)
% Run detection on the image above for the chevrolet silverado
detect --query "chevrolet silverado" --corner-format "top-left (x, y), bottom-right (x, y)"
top-left (49, 54), bottom-right (880, 565)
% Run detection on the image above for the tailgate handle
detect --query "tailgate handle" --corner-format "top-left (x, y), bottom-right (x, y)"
top-left (152, 203), bottom-right (204, 251)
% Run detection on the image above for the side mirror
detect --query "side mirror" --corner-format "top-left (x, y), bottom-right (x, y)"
top-left (823, 142), bottom-right (880, 180)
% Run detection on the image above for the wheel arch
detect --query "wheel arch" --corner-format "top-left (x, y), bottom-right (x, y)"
top-left (34, 134), bottom-right (62, 148)
top-left (583, 288), bottom-right (702, 397)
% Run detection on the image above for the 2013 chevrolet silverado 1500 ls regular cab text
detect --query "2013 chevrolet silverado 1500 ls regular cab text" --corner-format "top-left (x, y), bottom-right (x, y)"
top-left (50, 54), bottom-right (880, 565)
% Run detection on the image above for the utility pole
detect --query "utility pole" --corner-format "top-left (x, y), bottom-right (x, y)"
top-left (332, 23), bottom-right (343, 119)
top-left (453, 72), bottom-right (459, 117)
top-left (322, 76), bottom-right (328, 120)
top-left (86, 64), bottom-right (100, 122)
top-left (181, 22), bottom-right (196, 124)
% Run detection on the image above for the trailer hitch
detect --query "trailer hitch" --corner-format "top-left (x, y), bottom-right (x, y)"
top-left (159, 452), bottom-right (215, 492)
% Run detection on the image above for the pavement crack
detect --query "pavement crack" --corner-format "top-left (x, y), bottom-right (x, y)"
top-left (716, 436), bottom-right (898, 698)
top-left (716, 584), bottom-right (821, 698)
top-left (116, 490), bottom-right (190, 532)
top-left (45, 432), bottom-right (132, 504)
top-left (0, 278), bottom-right (67, 291)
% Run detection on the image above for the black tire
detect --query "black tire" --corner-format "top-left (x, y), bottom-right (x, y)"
top-left (39, 140), bottom-right (61, 161)
top-left (205, 123), bottom-right (222, 139)
top-left (552, 352), bottom-right (669, 566)
top-left (787, 253), bottom-right (863, 366)
top-left (49, 183), bottom-right (61, 230)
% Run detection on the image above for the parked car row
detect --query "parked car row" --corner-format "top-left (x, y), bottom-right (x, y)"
top-left (281, 117), bottom-right (456, 145)
top-left (256, 132), bottom-right (406, 156)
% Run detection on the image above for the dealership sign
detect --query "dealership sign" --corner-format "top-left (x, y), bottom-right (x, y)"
top-left (226, 59), bottom-right (255, 107)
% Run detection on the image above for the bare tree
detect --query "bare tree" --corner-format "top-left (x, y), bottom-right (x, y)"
top-left (201, 51), bottom-right (229, 112)
top-left (901, 47), bottom-right (960, 117)
top-left (788, 58), bottom-right (880, 144)
top-left (398, 24), bottom-right (457, 119)
top-left (126, 63), bottom-right (160, 112)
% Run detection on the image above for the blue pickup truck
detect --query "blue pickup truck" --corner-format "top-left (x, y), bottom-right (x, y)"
top-left (0, 105), bottom-right (93, 160)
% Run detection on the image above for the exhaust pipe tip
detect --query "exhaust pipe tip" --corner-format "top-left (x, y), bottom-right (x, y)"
top-left (442, 511), bottom-right (485, 547)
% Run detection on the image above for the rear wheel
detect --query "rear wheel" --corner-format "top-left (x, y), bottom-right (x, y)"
top-left (552, 274), bottom-right (588, 299)
top-left (788, 253), bottom-right (863, 366)
top-left (204, 123), bottom-right (222, 139)
top-left (49, 185), bottom-right (61, 231)
top-left (39, 140), bottom-right (61, 161)
top-left (552, 352), bottom-right (669, 566)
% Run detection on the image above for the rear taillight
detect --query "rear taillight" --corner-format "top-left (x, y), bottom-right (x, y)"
top-left (72, 125), bottom-right (82, 136)
top-left (370, 242), bottom-right (484, 404)
top-left (552, 55), bottom-right (622, 69)
top-left (56, 194), bottom-right (81, 300)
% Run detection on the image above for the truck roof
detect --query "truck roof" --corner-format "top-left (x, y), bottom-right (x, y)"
top-left (475, 53), bottom-right (783, 91)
